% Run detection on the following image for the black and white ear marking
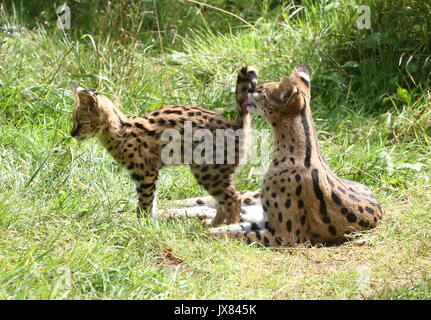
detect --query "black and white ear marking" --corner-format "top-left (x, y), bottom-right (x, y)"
top-left (298, 72), bottom-right (310, 88)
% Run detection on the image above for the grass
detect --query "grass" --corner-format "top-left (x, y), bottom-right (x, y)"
top-left (0, 0), bottom-right (430, 299)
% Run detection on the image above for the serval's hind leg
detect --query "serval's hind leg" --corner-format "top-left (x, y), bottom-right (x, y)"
top-left (167, 196), bottom-right (218, 209)
top-left (209, 226), bottom-right (279, 246)
top-left (191, 164), bottom-right (241, 226)
top-left (157, 190), bottom-right (263, 225)
top-left (156, 206), bottom-right (217, 220)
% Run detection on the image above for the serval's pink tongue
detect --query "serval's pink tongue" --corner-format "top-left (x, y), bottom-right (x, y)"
top-left (240, 97), bottom-right (250, 114)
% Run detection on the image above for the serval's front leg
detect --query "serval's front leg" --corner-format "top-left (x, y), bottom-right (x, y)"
top-left (130, 168), bottom-right (159, 218)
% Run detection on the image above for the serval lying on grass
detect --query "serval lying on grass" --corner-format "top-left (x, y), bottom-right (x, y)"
top-left (209, 65), bottom-right (383, 245)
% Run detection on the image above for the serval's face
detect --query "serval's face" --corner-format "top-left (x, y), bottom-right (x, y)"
top-left (70, 85), bottom-right (104, 141)
top-left (247, 65), bottom-right (311, 121)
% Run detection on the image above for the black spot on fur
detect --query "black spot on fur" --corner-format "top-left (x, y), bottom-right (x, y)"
top-left (131, 173), bottom-right (144, 181)
top-left (337, 186), bottom-right (346, 194)
top-left (349, 187), bottom-right (358, 194)
top-left (300, 215), bottom-right (306, 225)
top-left (347, 212), bottom-right (357, 223)
top-left (211, 190), bottom-right (223, 196)
top-left (368, 201), bottom-right (379, 208)
top-left (243, 198), bottom-right (252, 205)
top-left (140, 183), bottom-right (154, 189)
top-left (311, 169), bottom-right (327, 215)
top-left (286, 219), bottom-right (292, 232)
top-left (164, 109), bottom-right (183, 115)
top-left (328, 225), bottom-right (337, 236)
top-left (135, 123), bottom-right (156, 136)
top-left (251, 223), bottom-right (259, 231)
top-left (297, 200), bottom-right (304, 208)
top-left (365, 207), bottom-right (375, 214)
top-left (348, 194), bottom-right (361, 202)
top-left (255, 231), bottom-right (262, 241)
top-left (331, 191), bottom-right (343, 206)
top-left (210, 180), bottom-right (221, 188)
top-left (322, 216), bottom-right (331, 224)
top-left (359, 220), bottom-right (370, 228)
top-left (295, 185), bottom-right (302, 196)
top-left (275, 237), bottom-right (283, 245)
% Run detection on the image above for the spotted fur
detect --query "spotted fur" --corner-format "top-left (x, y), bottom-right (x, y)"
top-left (210, 65), bottom-right (383, 244)
top-left (70, 66), bottom-right (258, 226)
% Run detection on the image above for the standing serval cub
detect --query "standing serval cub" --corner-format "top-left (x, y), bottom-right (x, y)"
top-left (70, 66), bottom-right (257, 226)
top-left (210, 65), bottom-right (383, 245)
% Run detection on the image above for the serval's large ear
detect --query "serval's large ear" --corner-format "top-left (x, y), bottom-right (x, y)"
top-left (292, 64), bottom-right (311, 91)
top-left (278, 76), bottom-right (297, 101)
top-left (70, 85), bottom-right (99, 114)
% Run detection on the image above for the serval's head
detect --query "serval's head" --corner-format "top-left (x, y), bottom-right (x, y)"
top-left (70, 85), bottom-right (114, 141)
top-left (247, 65), bottom-right (311, 122)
